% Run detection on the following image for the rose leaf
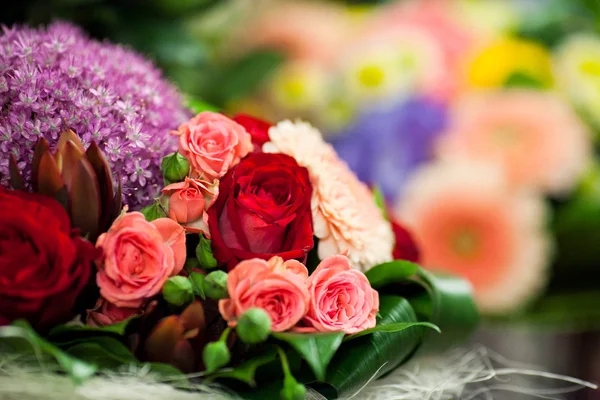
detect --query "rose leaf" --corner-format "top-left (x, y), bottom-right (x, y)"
top-left (271, 331), bottom-right (344, 381)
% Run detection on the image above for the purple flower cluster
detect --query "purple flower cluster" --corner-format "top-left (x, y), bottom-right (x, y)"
top-left (0, 22), bottom-right (190, 208)
top-left (330, 97), bottom-right (447, 203)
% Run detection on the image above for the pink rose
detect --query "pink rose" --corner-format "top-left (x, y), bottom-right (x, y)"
top-left (218, 257), bottom-right (309, 331)
top-left (162, 177), bottom-right (218, 234)
top-left (86, 298), bottom-right (140, 327)
top-left (172, 112), bottom-right (253, 180)
top-left (96, 212), bottom-right (186, 308)
top-left (298, 255), bottom-right (378, 334)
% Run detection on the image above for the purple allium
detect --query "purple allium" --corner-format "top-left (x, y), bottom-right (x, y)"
top-left (329, 97), bottom-right (447, 203)
top-left (0, 22), bottom-right (190, 208)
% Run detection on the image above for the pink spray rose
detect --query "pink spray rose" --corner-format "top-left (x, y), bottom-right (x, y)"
top-left (86, 298), bottom-right (140, 327)
top-left (162, 177), bottom-right (218, 235)
top-left (297, 255), bottom-right (379, 334)
top-left (172, 112), bottom-right (253, 180)
top-left (218, 257), bottom-right (310, 332)
top-left (96, 212), bottom-right (186, 308)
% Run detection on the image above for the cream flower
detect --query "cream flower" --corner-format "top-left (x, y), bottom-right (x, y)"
top-left (554, 34), bottom-right (600, 128)
top-left (395, 159), bottom-right (552, 314)
top-left (264, 120), bottom-right (394, 271)
top-left (438, 90), bottom-right (592, 195)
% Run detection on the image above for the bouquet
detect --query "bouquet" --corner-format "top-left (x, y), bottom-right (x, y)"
top-left (0, 23), bottom-right (479, 399)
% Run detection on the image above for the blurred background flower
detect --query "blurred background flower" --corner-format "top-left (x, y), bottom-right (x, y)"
top-left (396, 159), bottom-right (552, 314)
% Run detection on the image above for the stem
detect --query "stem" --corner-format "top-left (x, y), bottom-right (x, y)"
top-left (276, 346), bottom-right (292, 377)
top-left (219, 327), bottom-right (232, 343)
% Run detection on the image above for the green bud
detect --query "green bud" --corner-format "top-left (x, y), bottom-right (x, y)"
top-left (281, 376), bottom-right (305, 400)
top-left (161, 152), bottom-right (190, 183)
top-left (237, 308), bottom-right (271, 344)
top-left (162, 276), bottom-right (194, 306)
top-left (189, 271), bottom-right (206, 299)
top-left (195, 234), bottom-right (218, 270)
top-left (202, 270), bottom-right (228, 300)
top-left (203, 341), bottom-right (230, 373)
top-left (140, 202), bottom-right (166, 222)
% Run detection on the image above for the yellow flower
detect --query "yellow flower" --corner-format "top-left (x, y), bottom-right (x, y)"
top-left (267, 62), bottom-right (328, 112)
top-left (342, 28), bottom-right (443, 102)
top-left (466, 37), bottom-right (553, 88)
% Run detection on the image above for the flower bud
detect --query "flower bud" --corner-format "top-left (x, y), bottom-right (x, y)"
top-left (281, 376), bottom-right (306, 400)
top-left (202, 270), bottom-right (228, 300)
top-left (203, 340), bottom-right (231, 373)
top-left (162, 276), bottom-right (194, 306)
top-left (161, 152), bottom-right (190, 183)
top-left (236, 308), bottom-right (271, 344)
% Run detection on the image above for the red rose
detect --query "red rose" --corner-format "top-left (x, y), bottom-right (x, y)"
top-left (208, 153), bottom-right (314, 269)
top-left (0, 188), bottom-right (96, 331)
top-left (232, 114), bottom-right (272, 151)
top-left (391, 219), bottom-right (420, 262)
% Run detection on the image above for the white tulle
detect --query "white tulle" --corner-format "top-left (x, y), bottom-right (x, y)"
top-left (0, 346), bottom-right (596, 399)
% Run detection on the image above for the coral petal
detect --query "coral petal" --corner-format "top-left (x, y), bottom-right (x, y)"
top-left (31, 138), bottom-right (50, 192)
top-left (37, 152), bottom-right (65, 197)
top-left (86, 142), bottom-right (114, 230)
top-left (144, 316), bottom-right (185, 363)
top-left (8, 155), bottom-right (24, 191)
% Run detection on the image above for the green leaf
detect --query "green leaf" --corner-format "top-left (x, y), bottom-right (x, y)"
top-left (372, 186), bottom-right (388, 220)
top-left (196, 234), bottom-right (218, 270)
top-left (49, 317), bottom-right (135, 337)
top-left (211, 50), bottom-right (285, 104)
top-left (272, 331), bottom-right (344, 381)
top-left (141, 202), bottom-right (167, 222)
top-left (65, 337), bottom-right (137, 369)
top-left (208, 347), bottom-right (278, 387)
top-left (321, 296), bottom-right (423, 398)
top-left (409, 269), bottom-right (479, 354)
top-left (186, 96), bottom-right (220, 114)
top-left (0, 321), bottom-right (97, 384)
top-left (189, 272), bottom-right (206, 299)
top-left (365, 260), bottom-right (419, 289)
top-left (344, 321), bottom-right (440, 342)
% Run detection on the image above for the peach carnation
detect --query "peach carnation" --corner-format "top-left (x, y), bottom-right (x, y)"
top-left (263, 120), bottom-right (394, 271)
top-left (395, 160), bottom-right (551, 314)
top-left (438, 90), bottom-right (592, 195)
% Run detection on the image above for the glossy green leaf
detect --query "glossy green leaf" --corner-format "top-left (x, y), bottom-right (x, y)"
top-left (141, 202), bottom-right (167, 222)
top-left (365, 260), bottom-right (419, 289)
top-left (272, 331), bottom-right (344, 381)
top-left (343, 321), bottom-right (440, 342)
top-left (189, 272), bottom-right (206, 299)
top-left (320, 296), bottom-right (422, 398)
top-left (0, 320), bottom-right (97, 384)
top-left (208, 347), bottom-right (278, 387)
top-left (409, 269), bottom-right (479, 354)
top-left (65, 337), bottom-right (137, 369)
top-left (49, 317), bottom-right (135, 337)
top-left (196, 234), bottom-right (218, 270)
